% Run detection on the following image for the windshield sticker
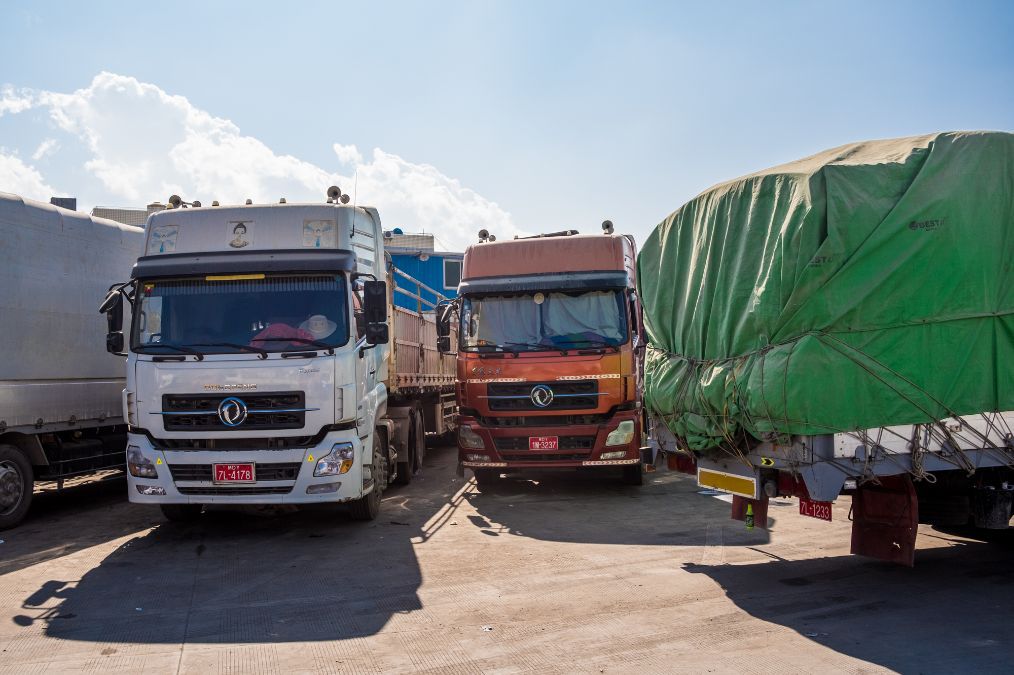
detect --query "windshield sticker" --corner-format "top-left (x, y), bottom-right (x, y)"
top-left (147, 224), bottom-right (179, 255)
top-left (303, 219), bottom-right (337, 248)
top-left (228, 221), bottom-right (253, 248)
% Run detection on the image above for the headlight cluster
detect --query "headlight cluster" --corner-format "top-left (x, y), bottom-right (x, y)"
top-left (458, 426), bottom-right (485, 450)
top-left (127, 445), bottom-right (158, 478)
top-left (605, 420), bottom-right (635, 447)
top-left (314, 442), bottom-right (355, 477)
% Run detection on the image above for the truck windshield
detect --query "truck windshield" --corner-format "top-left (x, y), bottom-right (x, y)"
top-left (131, 275), bottom-right (349, 354)
top-left (460, 290), bottom-right (627, 351)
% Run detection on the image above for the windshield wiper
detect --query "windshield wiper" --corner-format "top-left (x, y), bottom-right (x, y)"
top-left (135, 343), bottom-right (205, 360)
top-left (501, 341), bottom-right (568, 353)
top-left (251, 336), bottom-right (335, 355)
top-left (549, 339), bottom-right (620, 353)
top-left (186, 342), bottom-right (269, 359)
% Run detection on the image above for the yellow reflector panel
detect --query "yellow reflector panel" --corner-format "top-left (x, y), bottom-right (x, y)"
top-left (698, 468), bottom-right (757, 499)
top-left (205, 273), bottom-right (265, 281)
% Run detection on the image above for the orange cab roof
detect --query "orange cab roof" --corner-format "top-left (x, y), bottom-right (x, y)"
top-left (461, 233), bottom-right (636, 283)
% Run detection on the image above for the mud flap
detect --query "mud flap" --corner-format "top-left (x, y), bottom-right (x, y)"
top-left (850, 475), bottom-right (918, 567)
top-left (731, 495), bottom-right (770, 530)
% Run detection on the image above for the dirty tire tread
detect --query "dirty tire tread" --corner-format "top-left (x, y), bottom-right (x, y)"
top-left (473, 468), bottom-right (499, 488)
top-left (394, 413), bottom-right (415, 486)
top-left (0, 444), bottom-right (33, 530)
top-left (350, 435), bottom-right (383, 521)
top-left (622, 463), bottom-right (644, 486)
top-left (160, 503), bottom-right (203, 522)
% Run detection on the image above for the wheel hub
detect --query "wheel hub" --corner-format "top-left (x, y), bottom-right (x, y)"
top-left (0, 462), bottom-right (24, 512)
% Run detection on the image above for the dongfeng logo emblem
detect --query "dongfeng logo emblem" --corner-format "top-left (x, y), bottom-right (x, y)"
top-left (218, 396), bottom-right (249, 427)
top-left (530, 385), bottom-right (555, 408)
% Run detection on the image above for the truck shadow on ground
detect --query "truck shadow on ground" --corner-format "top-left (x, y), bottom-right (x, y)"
top-left (1, 474), bottom-right (141, 577)
top-left (463, 467), bottom-right (773, 547)
top-left (16, 447), bottom-right (464, 645)
top-left (683, 532), bottom-right (1014, 672)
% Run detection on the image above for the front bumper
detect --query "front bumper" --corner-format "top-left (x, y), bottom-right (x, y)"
top-left (126, 430), bottom-right (367, 505)
top-left (457, 410), bottom-right (642, 471)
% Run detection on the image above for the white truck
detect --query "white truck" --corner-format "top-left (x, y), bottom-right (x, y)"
top-left (102, 188), bottom-right (455, 522)
top-left (1, 192), bottom-right (144, 529)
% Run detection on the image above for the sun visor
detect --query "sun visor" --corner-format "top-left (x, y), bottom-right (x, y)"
top-left (459, 271), bottom-right (629, 295)
top-left (131, 249), bottom-right (356, 279)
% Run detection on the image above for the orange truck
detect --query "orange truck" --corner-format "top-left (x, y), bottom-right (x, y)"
top-left (436, 226), bottom-right (647, 486)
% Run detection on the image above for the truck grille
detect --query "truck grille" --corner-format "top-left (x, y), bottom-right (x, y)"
top-left (499, 453), bottom-right (590, 462)
top-left (167, 462), bottom-right (302, 482)
top-left (161, 392), bottom-right (307, 431)
top-left (493, 436), bottom-right (596, 451)
top-left (176, 486), bottom-right (294, 496)
top-left (485, 381), bottom-right (600, 412)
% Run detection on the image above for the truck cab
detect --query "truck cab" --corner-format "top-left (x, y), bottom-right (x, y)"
top-left (102, 190), bottom-right (450, 522)
top-left (440, 229), bottom-right (647, 485)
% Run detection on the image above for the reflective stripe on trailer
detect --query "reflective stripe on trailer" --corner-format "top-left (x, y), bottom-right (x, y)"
top-left (697, 467), bottom-right (758, 499)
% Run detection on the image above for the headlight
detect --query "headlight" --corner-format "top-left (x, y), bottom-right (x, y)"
top-left (458, 426), bottom-right (485, 450)
top-left (600, 450), bottom-right (628, 460)
top-left (465, 453), bottom-right (491, 462)
top-left (315, 442), bottom-right (355, 477)
top-left (605, 420), bottom-right (635, 447)
top-left (127, 445), bottom-right (158, 478)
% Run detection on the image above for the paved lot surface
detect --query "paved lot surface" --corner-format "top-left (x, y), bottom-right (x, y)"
top-left (2, 443), bottom-right (1013, 674)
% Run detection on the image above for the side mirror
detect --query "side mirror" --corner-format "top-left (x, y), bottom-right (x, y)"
top-left (106, 331), bottom-right (125, 355)
top-left (100, 287), bottom-right (124, 332)
top-left (366, 322), bottom-right (389, 345)
top-left (436, 300), bottom-right (452, 338)
top-left (363, 280), bottom-right (387, 323)
top-left (437, 336), bottom-right (451, 354)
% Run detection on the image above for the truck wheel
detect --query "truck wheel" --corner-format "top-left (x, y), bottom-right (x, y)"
top-left (160, 504), bottom-right (203, 523)
top-left (394, 412), bottom-right (418, 486)
top-left (473, 469), bottom-right (499, 488)
top-left (350, 435), bottom-right (383, 521)
top-left (621, 463), bottom-right (644, 486)
top-left (0, 444), bottom-right (33, 530)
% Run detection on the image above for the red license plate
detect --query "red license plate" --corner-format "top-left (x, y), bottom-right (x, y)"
top-left (529, 436), bottom-right (559, 450)
top-left (214, 463), bottom-right (255, 483)
top-left (799, 497), bottom-right (833, 521)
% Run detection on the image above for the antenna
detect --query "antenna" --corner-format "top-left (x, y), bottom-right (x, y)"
top-left (349, 171), bottom-right (359, 239)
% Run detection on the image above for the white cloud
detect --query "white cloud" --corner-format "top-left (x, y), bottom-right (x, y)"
top-left (0, 72), bottom-right (517, 250)
top-left (0, 86), bottom-right (34, 116)
top-left (0, 152), bottom-right (60, 200)
top-left (31, 138), bottom-right (59, 161)
top-left (332, 143), bottom-right (363, 166)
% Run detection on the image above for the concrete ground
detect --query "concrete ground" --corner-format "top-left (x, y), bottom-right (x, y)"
top-left (1, 443), bottom-right (1012, 674)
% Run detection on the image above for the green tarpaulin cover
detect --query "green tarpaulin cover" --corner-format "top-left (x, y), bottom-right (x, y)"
top-left (639, 131), bottom-right (1014, 452)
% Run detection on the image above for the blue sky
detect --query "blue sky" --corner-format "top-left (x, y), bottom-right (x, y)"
top-left (1, 1), bottom-right (1012, 250)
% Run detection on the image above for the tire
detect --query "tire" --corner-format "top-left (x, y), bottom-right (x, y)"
top-left (472, 468), bottom-right (500, 488)
top-left (160, 503), bottom-right (203, 523)
top-left (0, 444), bottom-right (33, 530)
top-left (350, 435), bottom-right (383, 521)
top-left (394, 413), bottom-right (417, 486)
top-left (622, 463), bottom-right (644, 486)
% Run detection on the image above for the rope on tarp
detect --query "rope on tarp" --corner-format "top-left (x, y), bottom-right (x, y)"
top-left (647, 330), bottom-right (1014, 483)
